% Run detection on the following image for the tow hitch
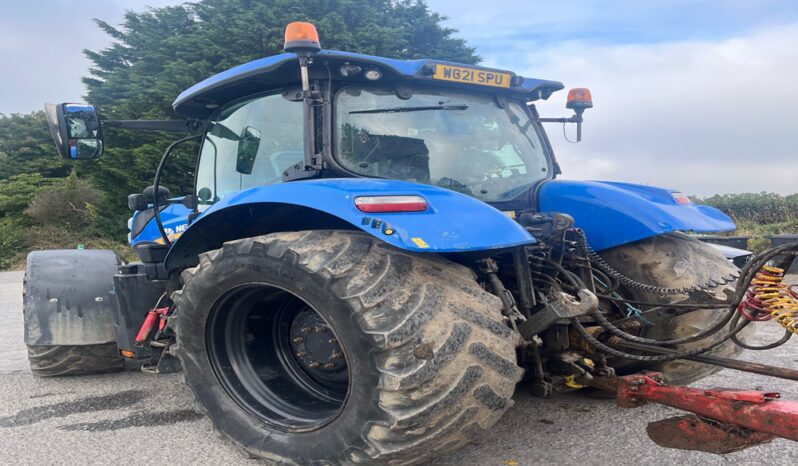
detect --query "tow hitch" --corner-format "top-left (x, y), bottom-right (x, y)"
top-left (587, 372), bottom-right (798, 453)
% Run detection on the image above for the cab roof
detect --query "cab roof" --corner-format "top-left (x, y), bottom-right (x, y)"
top-left (173, 50), bottom-right (564, 118)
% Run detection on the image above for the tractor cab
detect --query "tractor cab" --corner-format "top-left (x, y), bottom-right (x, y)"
top-left (175, 47), bottom-right (572, 214)
top-left (45, 22), bottom-right (600, 261)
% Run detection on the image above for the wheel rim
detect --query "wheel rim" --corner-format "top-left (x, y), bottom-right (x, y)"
top-left (207, 283), bottom-right (350, 430)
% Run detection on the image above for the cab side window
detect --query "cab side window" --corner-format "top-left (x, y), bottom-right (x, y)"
top-left (195, 93), bottom-right (304, 208)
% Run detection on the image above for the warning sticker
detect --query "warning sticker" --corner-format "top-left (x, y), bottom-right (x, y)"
top-left (411, 237), bottom-right (430, 248)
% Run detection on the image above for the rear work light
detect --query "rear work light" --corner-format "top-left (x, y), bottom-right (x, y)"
top-left (355, 195), bottom-right (428, 213)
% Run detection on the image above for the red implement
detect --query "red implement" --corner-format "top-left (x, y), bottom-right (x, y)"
top-left (646, 414), bottom-right (774, 453)
top-left (590, 372), bottom-right (798, 452)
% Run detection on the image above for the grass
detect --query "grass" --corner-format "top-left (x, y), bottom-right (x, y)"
top-left (720, 219), bottom-right (798, 253)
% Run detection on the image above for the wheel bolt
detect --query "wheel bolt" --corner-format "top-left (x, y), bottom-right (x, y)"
top-left (296, 351), bottom-right (309, 358)
top-left (328, 338), bottom-right (338, 344)
top-left (301, 326), bottom-right (312, 334)
top-left (323, 362), bottom-right (335, 369)
top-left (331, 352), bottom-right (343, 360)
top-left (314, 325), bottom-right (328, 333)
top-left (292, 336), bottom-right (304, 344)
top-left (308, 361), bottom-right (320, 369)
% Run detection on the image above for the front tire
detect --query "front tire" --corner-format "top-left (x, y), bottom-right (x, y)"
top-left (172, 231), bottom-right (522, 465)
top-left (600, 232), bottom-right (749, 385)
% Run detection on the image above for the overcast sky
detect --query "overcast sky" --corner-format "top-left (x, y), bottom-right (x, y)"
top-left (2, 0), bottom-right (797, 195)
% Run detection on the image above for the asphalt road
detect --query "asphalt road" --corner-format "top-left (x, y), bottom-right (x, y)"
top-left (1, 270), bottom-right (797, 465)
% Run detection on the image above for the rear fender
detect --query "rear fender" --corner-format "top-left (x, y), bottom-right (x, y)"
top-left (24, 250), bottom-right (121, 346)
top-left (165, 178), bottom-right (535, 271)
top-left (538, 180), bottom-right (735, 251)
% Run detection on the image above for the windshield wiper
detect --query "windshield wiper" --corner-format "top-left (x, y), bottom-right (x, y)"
top-left (349, 105), bottom-right (468, 115)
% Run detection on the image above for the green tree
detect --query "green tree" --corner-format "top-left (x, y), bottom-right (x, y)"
top-left (0, 112), bottom-right (72, 180)
top-left (81, 0), bottom-right (479, 238)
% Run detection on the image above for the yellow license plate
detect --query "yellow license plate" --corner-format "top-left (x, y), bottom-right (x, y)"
top-left (433, 64), bottom-right (512, 88)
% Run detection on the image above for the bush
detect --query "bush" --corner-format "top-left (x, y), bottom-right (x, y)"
top-left (0, 217), bottom-right (30, 269)
top-left (25, 172), bottom-right (103, 231)
top-left (697, 192), bottom-right (798, 225)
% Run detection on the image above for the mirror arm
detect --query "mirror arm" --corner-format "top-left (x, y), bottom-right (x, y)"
top-left (104, 119), bottom-right (204, 133)
top-left (539, 114), bottom-right (585, 142)
top-left (538, 115), bottom-right (582, 124)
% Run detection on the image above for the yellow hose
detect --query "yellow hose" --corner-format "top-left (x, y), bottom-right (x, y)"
top-left (752, 266), bottom-right (798, 335)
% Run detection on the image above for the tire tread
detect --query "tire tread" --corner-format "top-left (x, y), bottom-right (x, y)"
top-left (173, 230), bottom-right (521, 465)
top-left (27, 343), bottom-right (123, 377)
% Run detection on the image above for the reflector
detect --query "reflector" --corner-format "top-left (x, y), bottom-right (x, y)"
top-left (355, 195), bottom-right (428, 213)
top-left (671, 192), bottom-right (691, 205)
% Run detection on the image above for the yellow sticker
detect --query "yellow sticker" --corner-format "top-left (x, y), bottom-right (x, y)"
top-left (411, 237), bottom-right (430, 248)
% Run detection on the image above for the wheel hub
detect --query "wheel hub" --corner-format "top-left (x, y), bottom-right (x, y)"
top-left (207, 285), bottom-right (349, 430)
top-left (288, 307), bottom-right (348, 385)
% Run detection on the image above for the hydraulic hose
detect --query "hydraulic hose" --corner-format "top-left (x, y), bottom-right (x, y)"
top-left (580, 240), bottom-right (798, 359)
top-left (570, 316), bottom-right (751, 362)
top-left (587, 300), bottom-right (738, 346)
top-left (536, 256), bottom-right (739, 347)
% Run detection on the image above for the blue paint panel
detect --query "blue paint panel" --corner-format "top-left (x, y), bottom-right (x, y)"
top-left (538, 180), bottom-right (735, 251)
top-left (171, 178), bottom-right (535, 253)
top-left (130, 203), bottom-right (192, 245)
top-left (173, 50), bottom-right (564, 118)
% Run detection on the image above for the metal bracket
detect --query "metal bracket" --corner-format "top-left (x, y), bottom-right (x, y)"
top-left (519, 289), bottom-right (599, 338)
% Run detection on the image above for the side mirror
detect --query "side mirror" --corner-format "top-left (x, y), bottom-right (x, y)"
top-left (128, 193), bottom-right (148, 211)
top-left (44, 103), bottom-right (104, 160)
top-left (236, 126), bottom-right (261, 175)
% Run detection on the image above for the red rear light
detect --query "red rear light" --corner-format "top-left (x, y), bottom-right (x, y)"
top-left (355, 195), bottom-right (428, 213)
top-left (671, 192), bottom-right (691, 205)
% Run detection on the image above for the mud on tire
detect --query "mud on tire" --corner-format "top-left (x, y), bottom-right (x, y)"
top-left (600, 232), bottom-right (749, 385)
top-left (172, 230), bottom-right (522, 465)
top-left (26, 343), bottom-right (124, 376)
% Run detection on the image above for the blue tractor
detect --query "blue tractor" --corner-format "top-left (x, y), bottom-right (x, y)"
top-left (30, 22), bottom-right (753, 465)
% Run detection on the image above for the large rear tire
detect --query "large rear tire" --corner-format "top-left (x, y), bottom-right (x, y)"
top-left (172, 230), bottom-right (522, 465)
top-left (600, 232), bottom-right (749, 385)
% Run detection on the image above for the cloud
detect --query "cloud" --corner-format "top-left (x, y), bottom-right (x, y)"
top-left (509, 24), bottom-right (798, 195)
top-left (429, 0), bottom-right (798, 47)
top-left (0, 0), bottom-right (179, 115)
top-left (425, 0), bottom-right (798, 194)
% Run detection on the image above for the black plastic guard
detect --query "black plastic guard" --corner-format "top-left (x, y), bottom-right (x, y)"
top-left (24, 250), bottom-right (122, 346)
top-left (113, 263), bottom-right (167, 357)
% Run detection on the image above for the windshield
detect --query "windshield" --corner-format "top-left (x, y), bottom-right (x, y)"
top-left (335, 87), bottom-right (550, 201)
